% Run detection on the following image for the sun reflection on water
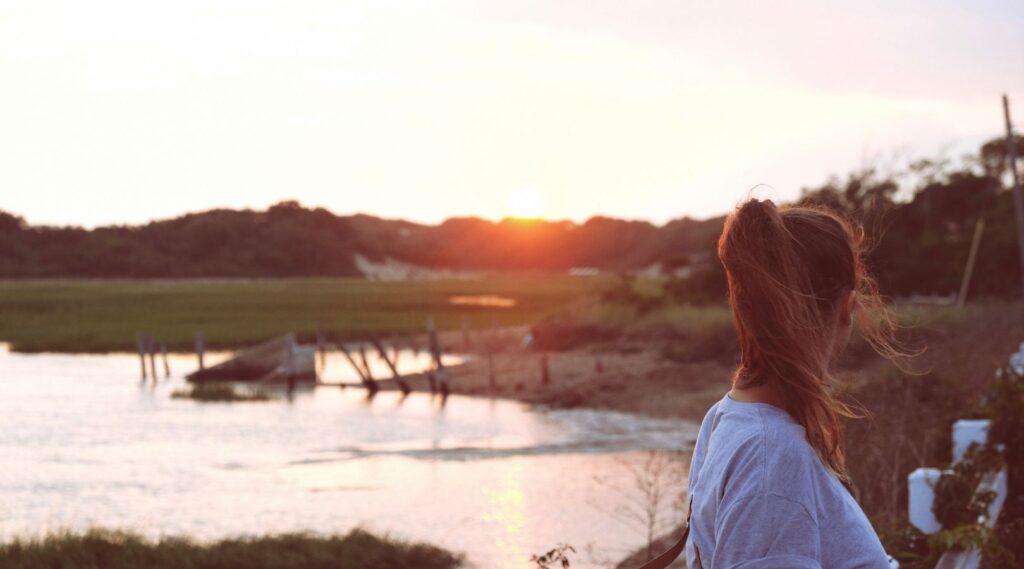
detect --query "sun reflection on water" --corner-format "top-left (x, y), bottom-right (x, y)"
top-left (482, 461), bottom-right (527, 569)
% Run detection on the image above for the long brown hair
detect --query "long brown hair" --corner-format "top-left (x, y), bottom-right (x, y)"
top-left (718, 198), bottom-right (899, 483)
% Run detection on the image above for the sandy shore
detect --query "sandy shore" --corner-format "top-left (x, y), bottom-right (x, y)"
top-left (373, 325), bottom-right (733, 424)
top-left (447, 349), bottom-right (729, 423)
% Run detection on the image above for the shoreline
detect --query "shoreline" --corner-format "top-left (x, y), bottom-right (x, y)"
top-left (436, 325), bottom-right (731, 423)
top-left (0, 319), bottom-right (726, 430)
top-left (354, 325), bottom-right (733, 424)
top-left (443, 349), bottom-right (730, 424)
top-left (0, 324), bottom-right (730, 424)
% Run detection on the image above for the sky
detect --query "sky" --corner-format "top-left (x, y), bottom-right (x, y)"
top-left (1, 0), bottom-right (1022, 228)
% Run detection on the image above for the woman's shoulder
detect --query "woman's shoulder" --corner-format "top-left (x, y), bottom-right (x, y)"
top-left (704, 395), bottom-right (824, 504)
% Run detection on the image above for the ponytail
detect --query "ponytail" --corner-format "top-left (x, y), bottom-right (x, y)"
top-left (718, 199), bottom-right (897, 482)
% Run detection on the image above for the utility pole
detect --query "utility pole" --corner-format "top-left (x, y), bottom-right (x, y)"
top-left (1003, 94), bottom-right (1024, 299)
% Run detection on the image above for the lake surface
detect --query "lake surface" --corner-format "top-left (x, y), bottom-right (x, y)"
top-left (0, 344), bottom-right (698, 568)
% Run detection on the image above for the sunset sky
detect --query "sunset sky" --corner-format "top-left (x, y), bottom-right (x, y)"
top-left (1, 1), bottom-right (1022, 227)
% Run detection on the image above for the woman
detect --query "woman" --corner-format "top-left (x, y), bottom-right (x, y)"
top-left (685, 199), bottom-right (899, 569)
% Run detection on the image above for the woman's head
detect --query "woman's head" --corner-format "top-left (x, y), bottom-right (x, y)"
top-left (718, 198), bottom-right (897, 481)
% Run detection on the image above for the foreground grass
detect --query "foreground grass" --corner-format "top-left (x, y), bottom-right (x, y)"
top-left (0, 274), bottom-right (599, 352)
top-left (0, 528), bottom-right (464, 569)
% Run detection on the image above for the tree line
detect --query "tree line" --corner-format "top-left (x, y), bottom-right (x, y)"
top-left (0, 202), bottom-right (721, 278)
top-left (0, 134), bottom-right (1021, 301)
top-left (800, 135), bottom-right (1023, 299)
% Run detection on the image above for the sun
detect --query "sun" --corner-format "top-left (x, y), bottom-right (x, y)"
top-left (507, 188), bottom-right (544, 219)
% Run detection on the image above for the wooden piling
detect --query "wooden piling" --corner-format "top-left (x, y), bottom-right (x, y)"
top-left (390, 340), bottom-right (401, 368)
top-left (427, 316), bottom-right (443, 370)
top-left (316, 332), bottom-right (326, 371)
top-left (339, 343), bottom-right (378, 394)
top-left (540, 353), bottom-right (550, 385)
top-left (286, 335), bottom-right (297, 379)
top-left (147, 336), bottom-right (158, 382)
top-left (161, 343), bottom-right (170, 378)
top-left (358, 344), bottom-right (374, 382)
top-left (371, 337), bottom-right (410, 395)
top-left (439, 370), bottom-right (450, 398)
top-left (135, 333), bottom-right (148, 380)
top-left (195, 331), bottom-right (205, 371)
top-left (427, 316), bottom-right (450, 394)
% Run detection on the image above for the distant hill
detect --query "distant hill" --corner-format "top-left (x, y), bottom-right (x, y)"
top-left (4, 132), bottom-right (1022, 301)
top-left (0, 201), bottom-right (725, 278)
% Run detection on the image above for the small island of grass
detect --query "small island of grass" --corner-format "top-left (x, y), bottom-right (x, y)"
top-left (171, 383), bottom-right (274, 403)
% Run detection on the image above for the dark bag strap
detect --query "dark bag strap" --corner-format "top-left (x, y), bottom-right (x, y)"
top-left (635, 528), bottom-right (688, 569)
top-left (635, 498), bottom-right (692, 569)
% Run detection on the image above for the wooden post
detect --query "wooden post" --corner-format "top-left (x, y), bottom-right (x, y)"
top-left (957, 218), bottom-right (986, 308)
top-left (286, 335), bottom-right (297, 379)
top-left (135, 332), bottom-right (148, 380)
top-left (427, 316), bottom-right (444, 372)
top-left (439, 369), bottom-right (449, 398)
top-left (147, 335), bottom-right (158, 382)
top-left (340, 343), bottom-right (378, 394)
top-left (427, 315), bottom-right (448, 394)
top-left (161, 343), bottom-right (170, 378)
top-left (371, 337), bottom-right (410, 395)
top-left (195, 331), bottom-right (205, 371)
top-left (390, 340), bottom-right (401, 369)
top-left (436, 366), bottom-right (449, 394)
top-left (285, 334), bottom-right (297, 394)
top-left (1002, 94), bottom-right (1024, 299)
top-left (540, 353), bottom-right (550, 385)
top-left (358, 343), bottom-right (375, 382)
top-left (488, 353), bottom-right (496, 390)
top-left (316, 332), bottom-right (326, 371)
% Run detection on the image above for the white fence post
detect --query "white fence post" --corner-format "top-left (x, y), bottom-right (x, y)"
top-left (952, 420), bottom-right (990, 463)
top-left (908, 468), bottom-right (944, 534)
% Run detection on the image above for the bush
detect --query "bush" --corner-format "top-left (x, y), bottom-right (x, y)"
top-left (529, 319), bottom-right (622, 351)
top-left (659, 324), bottom-right (738, 365)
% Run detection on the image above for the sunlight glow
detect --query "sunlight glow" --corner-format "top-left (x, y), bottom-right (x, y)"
top-left (507, 189), bottom-right (544, 219)
top-left (0, 1), bottom-right (1019, 226)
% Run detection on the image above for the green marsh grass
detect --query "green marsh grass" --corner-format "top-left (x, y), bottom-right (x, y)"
top-left (0, 273), bottom-right (600, 352)
top-left (170, 383), bottom-right (273, 402)
top-left (0, 528), bottom-right (464, 569)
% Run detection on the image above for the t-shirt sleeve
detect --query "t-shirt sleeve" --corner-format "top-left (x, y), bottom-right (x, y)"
top-left (710, 492), bottom-right (821, 569)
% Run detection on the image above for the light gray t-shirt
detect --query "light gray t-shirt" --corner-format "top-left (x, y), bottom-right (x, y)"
top-left (685, 393), bottom-right (890, 569)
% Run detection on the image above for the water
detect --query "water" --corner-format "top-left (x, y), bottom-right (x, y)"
top-left (0, 344), bottom-right (698, 568)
